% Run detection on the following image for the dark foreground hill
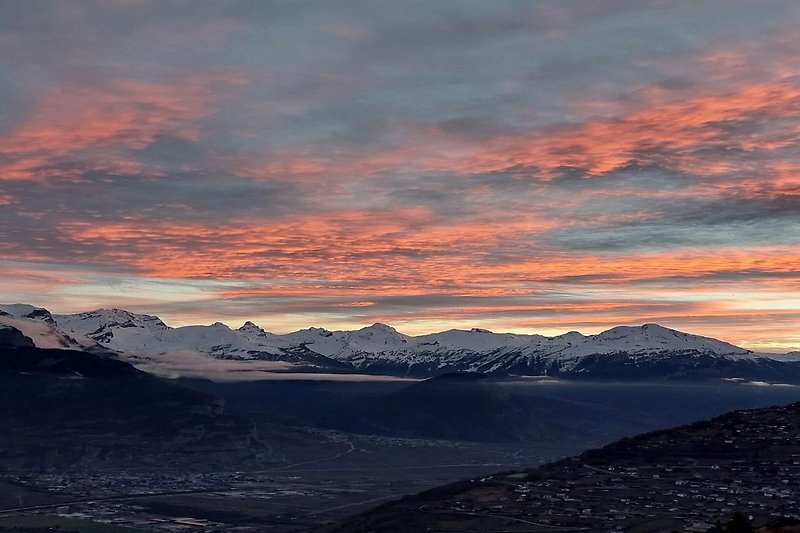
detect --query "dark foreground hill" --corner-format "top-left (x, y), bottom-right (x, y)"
top-left (0, 328), bottom-right (273, 472)
top-left (323, 401), bottom-right (800, 532)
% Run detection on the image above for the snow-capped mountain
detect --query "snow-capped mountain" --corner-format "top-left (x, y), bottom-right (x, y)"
top-left (0, 304), bottom-right (102, 352)
top-left (471, 324), bottom-right (756, 376)
top-left (281, 323), bottom-right (413, 366)
top-left (2, 303), bottom-right (799, 382)
top-left (50, 308), bottom-right (341, 368)
top-left (273, 322), bottom-right (757, 377)
top-left (769, 351), bottom-right (800, 362)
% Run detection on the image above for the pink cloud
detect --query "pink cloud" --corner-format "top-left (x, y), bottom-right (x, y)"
top-left (0, 69), bottom-right (247, 182)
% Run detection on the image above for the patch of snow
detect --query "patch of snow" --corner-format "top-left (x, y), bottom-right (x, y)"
top-left (0, 303), bottom-right (50, 318)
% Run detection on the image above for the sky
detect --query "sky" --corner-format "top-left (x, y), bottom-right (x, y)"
top-left (1, 0), bottom-right (800, 351)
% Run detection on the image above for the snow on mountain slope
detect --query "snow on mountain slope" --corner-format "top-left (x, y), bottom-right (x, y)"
top-left (367, 328), bottom-right (545, 372)
top-left (281, 323), bottom-right (756, 373)
top-left (51, 311), bottom-right (761, 370)
top-left (0, 304), bottom-right (100, 351)
top-left (415, 328), bottom-right (542, 352)
top-left (54, 308), bottom-right (168, 346)
top-left (766, 351), bottom-right (800, 362)
top-left (275, 325), bottom-right (551, 371)
top-left (473, 324), bottom-right (758, 375)
top-left (522, 324), bottom-right (752, 367)
top-left (587, 324), bottom-right (750, 356)
top-left (280, 323), bottom-right (412, 365)
top-left (34, 309), bottom-right (347, 379)
top-left (54, 309), bottom-right (304, 362)
top-left (169, 322), bottom-right (285, 358)
top-left (3, 303), bottom-right (791, 381)
top-left (0, 303), bottom-right (53, 320)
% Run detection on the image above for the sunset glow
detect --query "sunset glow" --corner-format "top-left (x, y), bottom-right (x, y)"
top-left (2, 1), bottom-right (800, 351)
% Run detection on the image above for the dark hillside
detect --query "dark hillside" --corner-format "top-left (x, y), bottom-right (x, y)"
top-left (0, 330), bottom-right (273, 471)
top-left (324, 401), bottom-right (800, 532)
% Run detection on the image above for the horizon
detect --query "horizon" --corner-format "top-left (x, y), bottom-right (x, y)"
top-left (2, 1), bottom-right (800, 353)
top-left (2, 300), bottom-right (796, 354)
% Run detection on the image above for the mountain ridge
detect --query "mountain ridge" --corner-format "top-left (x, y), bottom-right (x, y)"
top-left (2, 303), bottom-right (799, 382)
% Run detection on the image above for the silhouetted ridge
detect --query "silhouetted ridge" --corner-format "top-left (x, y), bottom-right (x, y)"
top-left (0, 325), bottom-right (34, 348)
top-left (0, 345), bottom-right (144, 378)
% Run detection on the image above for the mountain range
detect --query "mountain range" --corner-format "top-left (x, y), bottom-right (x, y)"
top-left (2, 303), bottom-right (800, 382)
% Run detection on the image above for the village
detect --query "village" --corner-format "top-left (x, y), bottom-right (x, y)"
top-left (346, 403), bottom-right (800, 532)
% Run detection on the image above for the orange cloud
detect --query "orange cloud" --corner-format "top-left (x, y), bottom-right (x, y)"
top-left (429, 79), bottom-right (800, 181)
top-left (52, 211), bottom-right (800, 296)
top-left (0, 69), bottom-right (247, 182)
top-left (236, 77), bottom-right (800, 193)
top-left (55, 209), bottom-right (554, 281)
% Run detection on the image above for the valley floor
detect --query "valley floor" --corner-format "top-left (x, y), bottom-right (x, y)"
top-left (0, 429), bottom-right (571, 531)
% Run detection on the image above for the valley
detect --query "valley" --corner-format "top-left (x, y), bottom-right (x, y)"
top-left (1, 304), bottom-right (799, 531)
top-left (1, 363), bottom-right (799, 530)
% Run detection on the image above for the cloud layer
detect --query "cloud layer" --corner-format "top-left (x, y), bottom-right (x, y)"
top-left (1, 1), bottom-right (799, 350)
